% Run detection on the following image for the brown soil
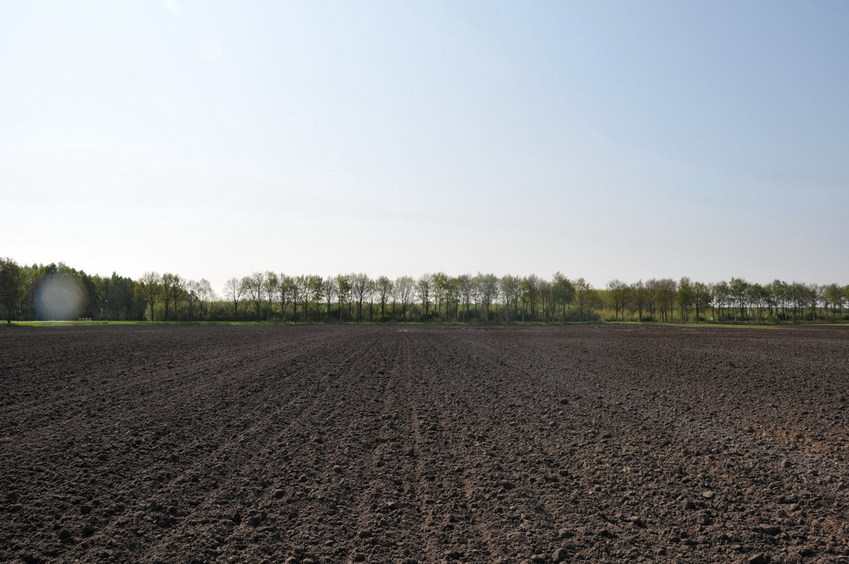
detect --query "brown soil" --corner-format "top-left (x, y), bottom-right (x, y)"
top-left (1, 324), bottom-right (848, 563)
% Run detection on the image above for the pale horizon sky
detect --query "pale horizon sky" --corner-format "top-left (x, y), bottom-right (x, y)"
top-left (3, 1), bottom-right (848, 293)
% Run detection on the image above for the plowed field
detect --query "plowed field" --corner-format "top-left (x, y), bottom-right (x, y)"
top-left (2, 325), bottom-right (848, 563)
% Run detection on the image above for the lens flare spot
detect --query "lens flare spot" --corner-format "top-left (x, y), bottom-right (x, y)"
top-left (36, 274), bottom-right (84, 321)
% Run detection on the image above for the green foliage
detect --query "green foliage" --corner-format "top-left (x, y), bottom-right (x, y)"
top-left (0, 258), bottom-right (23, 323)
top-left (4, 258), bottom-right (848, 325)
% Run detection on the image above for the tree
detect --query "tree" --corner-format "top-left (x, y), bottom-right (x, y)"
top-left (552, 273), bottom-right (575, 322)
top-left (768, 279), bottom-right (789, 319)
top-left (395, 276), bottom-right (415, 320)
top-left (787, 282), bottom-right (816, 321)
top-left (824, 283), bottom-right (845, 319)
top-left (18, 265), bottom-right (41, 320)
top-left (224, 277), bottom-right (243, 319)
top-left (375, 276), bottom-right (393, 321)
top-left (279, 275), bottom-right (295, 321)
top-left (104, 272), bottom-right (141, 320)
top-left (336, 274), bottom-right (352, 321)
top-left (538, 279), bottom-right (554, 322)
top-left (458, 274), bottom-right (473, 322)
top-left (644, 279), bottom-right (661, 321)
top-left (161, 273), bottom-right (175, 321)
top-left (814, 284), bottom-right (828, 318)
top-left (260, 272), bottom-right (277, 320)
top-left (367, 278), bottom-right (376, 320)
top-left (677, 277), bottom-right (694, 322)
top-left (78, 272), bottom-right (100, 319)
top-left (0, 258), bottom-right (23, 323)
top-left (430, 272), bottom-right (449, 319)
top-left (729, 277), bottom-right (750, 320)
top-left (475, 273), bottom-right (498, 322)
top-left (646, 278), bottom-right (677, 322)
top-left (294, 275), bottom-right (310, 321)
top-left (241, 272), bottom-right (266, 321)
top-left (306, 275), bottom-right (323, 321)
top-left (185, 280), bottom-right (200, 320)
top-left (710, 281), bottom-right (729, 321)
top-left (748, 283), bottom-right (770, 322)
top-left (692, 281), bottom-right (711, 321)
top-left (631, 280), bottom-right (648, 321)
top-left (161, 273), bottom-right (185, 321)
top-left (519, 274), bottom-right (540, 322)
top-left (443, 276), bottom-right (460, 321)
top-left (322, 276), bottom-right (337, 320)
top-left (195, 279), bottom-right (214, 320)
top-left (417, 274), bottom-right (432, 320)
top-left (136, 272), bottom-right (162, 321)
top-left (573, 278), bottom-right (601, 321)
top-left (845, 285), bottom-right (849, 318)
top-left (499, 275), bottom-right (520, 322)
top-left (350, 273), bottom-right (370, 322)
top-left (606, 279), bottom-right (629, 321)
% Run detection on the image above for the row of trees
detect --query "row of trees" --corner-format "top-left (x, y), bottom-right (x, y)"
top-left (1, 259), bottom-right (146, 324)
top-left (604, 277), bottom-right (848, 323)
top-left (2, 258), bottom-right (849, 324)
top-left (213, 271), bottom-right (597, 323)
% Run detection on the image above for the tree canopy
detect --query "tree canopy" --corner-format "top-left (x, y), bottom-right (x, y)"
top-left (1, 258), bottom-right (847, 324)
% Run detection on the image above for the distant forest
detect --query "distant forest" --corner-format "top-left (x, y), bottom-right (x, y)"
top-left (1, 258), bottom-right (847, 324)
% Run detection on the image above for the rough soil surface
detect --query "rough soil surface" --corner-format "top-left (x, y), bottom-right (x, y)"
top-left (1, 324), bottom-right (848, 563)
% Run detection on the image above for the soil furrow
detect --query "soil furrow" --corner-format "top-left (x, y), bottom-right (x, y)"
top-left (138, 330), bottom-right (381, 563)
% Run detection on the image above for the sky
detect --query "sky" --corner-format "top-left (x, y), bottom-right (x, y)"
top-left (2, 0), bottom-right (848, 293)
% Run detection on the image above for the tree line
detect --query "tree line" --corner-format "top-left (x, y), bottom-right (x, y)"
top-left (1, 257), bottom-right (848, 324)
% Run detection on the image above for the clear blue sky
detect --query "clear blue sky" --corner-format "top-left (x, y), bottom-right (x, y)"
top-left (2, 1), bottom-right (848, 293)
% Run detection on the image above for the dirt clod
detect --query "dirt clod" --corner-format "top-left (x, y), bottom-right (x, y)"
top-left (552, 546), bottom-right (569, 562)
top-left (752, 524), bottom-right (781, 536)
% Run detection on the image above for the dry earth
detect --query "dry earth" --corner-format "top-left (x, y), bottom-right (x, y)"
top-left (1, 324), bottom-right (848, 563)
